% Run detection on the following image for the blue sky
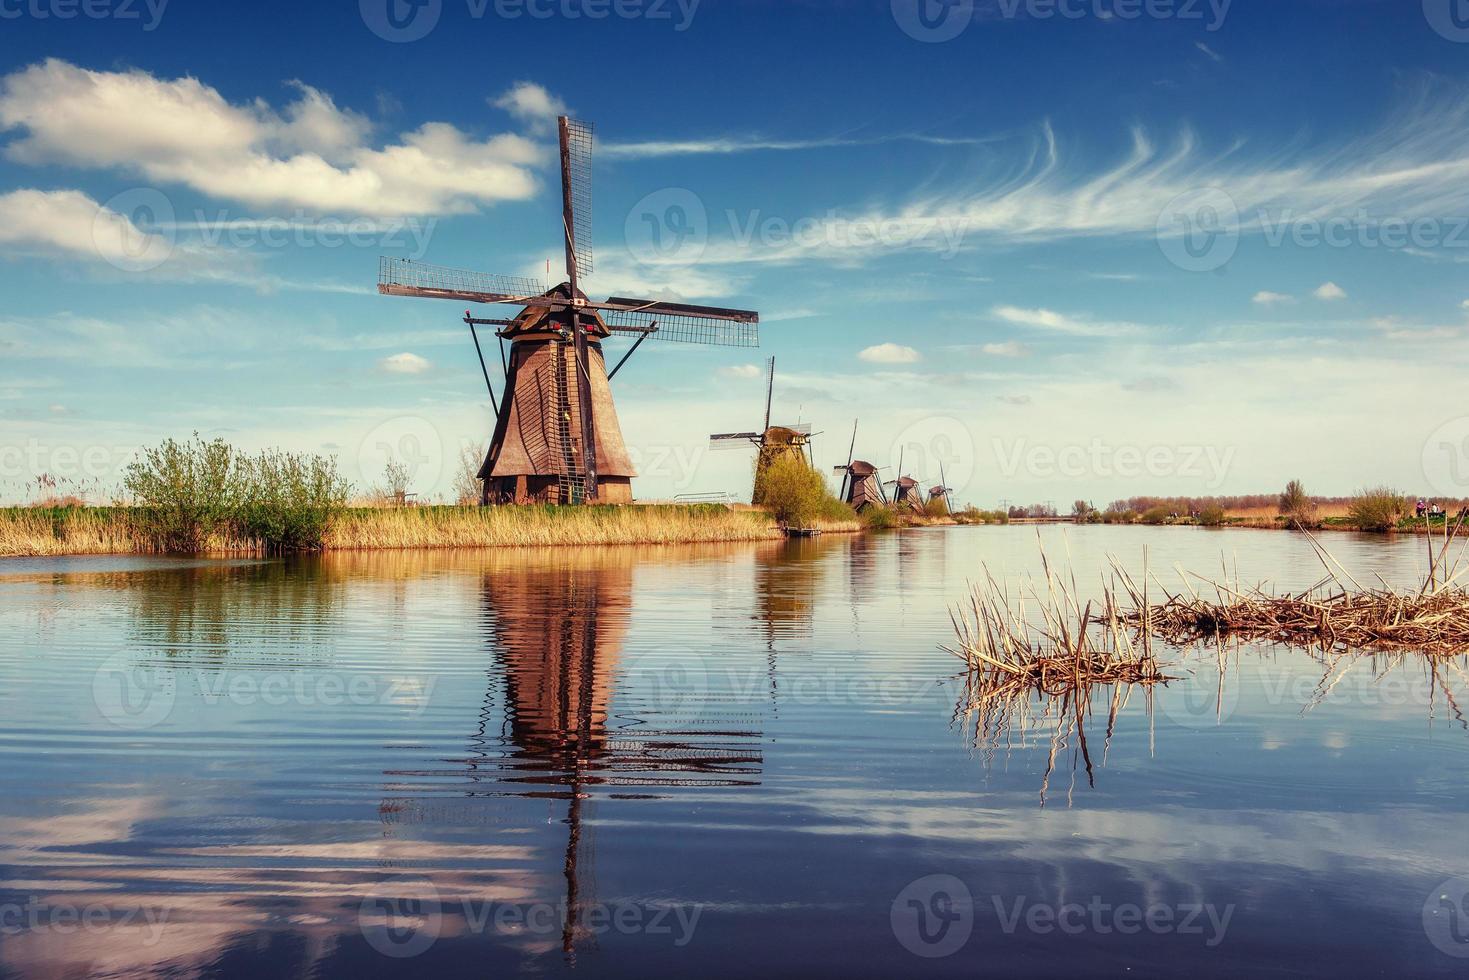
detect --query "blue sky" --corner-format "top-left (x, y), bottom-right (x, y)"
top-left (4, 0), bottom-right (1469, 506)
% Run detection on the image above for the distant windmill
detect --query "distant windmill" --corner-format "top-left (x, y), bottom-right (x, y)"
top-left (928, 461), bottom-right (955, 515)
top-left (708, 356), bottom-right (813, 504)
top-left (832, 420), bottom-right (887, 512)
top-left (884, 447), bottom-right (924, 514)
top-left (377, 116), bottom-right (760, 505)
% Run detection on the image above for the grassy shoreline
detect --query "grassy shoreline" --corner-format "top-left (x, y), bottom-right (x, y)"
top-left (0, 504), bottom-right (862, 558)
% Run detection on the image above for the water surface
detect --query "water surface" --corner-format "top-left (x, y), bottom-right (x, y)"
top-left (1, 527), bottom-right (1466, 977)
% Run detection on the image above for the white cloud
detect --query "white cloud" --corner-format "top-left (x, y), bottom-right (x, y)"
top-left (718, 364), bottom-right (763, 379)
top-left (491, 81), bottom-right (568, 135)
top-left (1461, 300), bottom-right (1469, 312)
top-left (379, 352), bottom-right (431, 375)
top-left (0, 188), bottom-right (170, 268)
top-left (1195, 42), bottom-right (1224, 64)
top-left (1252, 291), bottom-right (1294, 306)
top-left (981, 341), bottom-right (1030, 357)
top-left (0, 188), bottom-right (374, 295)
top-left (1314, 282), bottom-right (1347, 301)
top-left (0, 59), bottom-right (542, 217)
top-left (859, 343), bottom-right (921, 364)
top-left (991, 305), bottom-right (1143, 337)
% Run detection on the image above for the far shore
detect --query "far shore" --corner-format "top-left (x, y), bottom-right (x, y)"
top-left (4, 501), bottom-right (1456, 559)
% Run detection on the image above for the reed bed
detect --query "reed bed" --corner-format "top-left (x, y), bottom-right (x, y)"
top-left (325, 504), bottom-right (783, 550)
top-left (0, 503), bottom-right (860, 556)
top-left (1129, 521), bottom-right (1469, 654)
top-left (945, 547), bottom-right (1170, 697)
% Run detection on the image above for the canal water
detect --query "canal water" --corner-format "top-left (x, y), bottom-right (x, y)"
top-left (1, 526), bottom-right (1466, 976)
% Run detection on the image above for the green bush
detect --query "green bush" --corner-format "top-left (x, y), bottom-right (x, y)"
top-left (1349, 486), bottom-right (1405, 532)
top-left (1140, 505), bottom-right (1171, 525)
top-left (1197, 504), bottom-right (1227, 527)
top-left (861, 505), bottom-right (899, 530)
top-left (123, 434), bottom-right (243, 552)
top-left (123, 435), bottom-right (350, 553)
top-left (1278, 479), bottom-right (1318, 527)
top-left (234, 449), bottom-right (350, 551)
top-left (760, 453), bottom-right (839, 529)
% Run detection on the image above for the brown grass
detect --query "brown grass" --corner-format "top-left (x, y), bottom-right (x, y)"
top-left (0, 503), bottom-right (860, 557)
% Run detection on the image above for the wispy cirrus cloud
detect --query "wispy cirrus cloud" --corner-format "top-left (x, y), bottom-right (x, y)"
top-left (653, 82), bottom-right (1469, 267)
top-left (600, 131), bottom-right (995, 160)
top-left (991, 305), bottom-right (1146, 338)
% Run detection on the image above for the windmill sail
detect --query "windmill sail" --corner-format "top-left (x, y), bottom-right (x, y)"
top-left (561, 117), bottom-right (595, 278)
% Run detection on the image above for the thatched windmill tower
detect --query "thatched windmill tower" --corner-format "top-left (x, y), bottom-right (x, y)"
top-left (709, 357), bottom-right (812, 505)
top-left (377, 116), bottom-right (760, 505)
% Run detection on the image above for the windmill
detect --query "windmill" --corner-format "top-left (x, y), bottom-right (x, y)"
top-left (884, 447), bottom-right (924, 514)
top-left (928, 461), bottom-right (955, 515)
top-left (832, 420), bottom-right (887, 512)
top-left (377, 116), bottom-right (760, 505)
top-left (708, 356), bottom-right (813, 505)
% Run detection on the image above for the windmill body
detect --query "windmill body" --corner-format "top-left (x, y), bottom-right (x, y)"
top-left (892, 476), bottom-right (924, 513)
top-left (377, 116), bottom-right (759, 505)
top-left (478, 284), bottom-right (636, 504)
top-left (836, 460), bottom-right (886, 511)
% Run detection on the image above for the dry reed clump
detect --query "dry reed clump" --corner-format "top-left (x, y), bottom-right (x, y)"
top-left (945, 547), bottom-right (1170, 696)
top-left (1131, 520), bottom-right (1469, 654)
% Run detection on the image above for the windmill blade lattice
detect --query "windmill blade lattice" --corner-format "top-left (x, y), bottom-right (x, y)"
top-left (605, 310), bottom-right (759, 347)
top-left (563, 117), bottom-right (595, 276)
top-left (378, 257), bottom-right (544, 305)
